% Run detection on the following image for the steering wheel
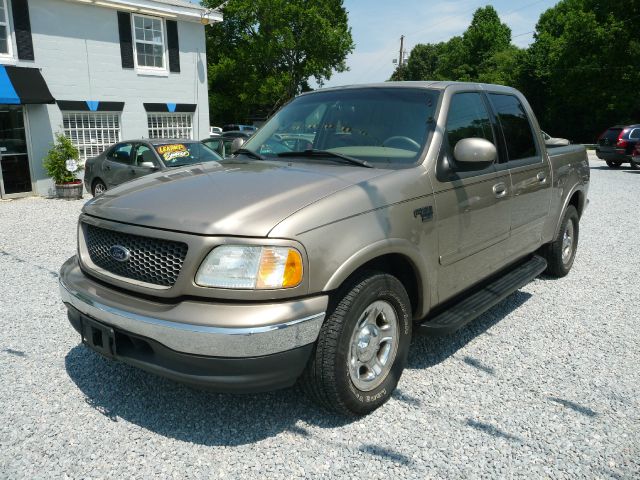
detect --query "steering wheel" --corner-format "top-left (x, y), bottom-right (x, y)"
top-left (382, 136), bottom-right (421, 151)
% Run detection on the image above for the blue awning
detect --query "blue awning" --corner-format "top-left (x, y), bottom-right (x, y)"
top-left (0, 65), bottom-right (55, 105)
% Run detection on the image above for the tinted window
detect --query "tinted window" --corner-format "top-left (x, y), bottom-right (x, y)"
top-left (108, 143), bottom-right (134, 164)
top-left (446, 93), bottom-right (494, 149)
top-left (154, 142), bottom-right (222, 167)
top-left (628, 128), bottom-right (640, 139)
top-left (489, 94), bottom-right (537, 161)
top-left (602, 128), bottom-right (622, 141)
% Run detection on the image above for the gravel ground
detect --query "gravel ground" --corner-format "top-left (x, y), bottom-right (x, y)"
top-left (0, 152), bottom-right (638, 479)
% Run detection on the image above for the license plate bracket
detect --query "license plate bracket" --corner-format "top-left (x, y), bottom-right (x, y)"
top-left (80, 315), bottom-right (116, 359)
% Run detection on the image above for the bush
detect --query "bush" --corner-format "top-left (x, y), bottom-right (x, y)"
top-left (42, 134), bottom-right (82, 185)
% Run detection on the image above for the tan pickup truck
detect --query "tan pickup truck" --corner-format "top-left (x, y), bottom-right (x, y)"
top-left (59, 82), bottom-right (589, 415)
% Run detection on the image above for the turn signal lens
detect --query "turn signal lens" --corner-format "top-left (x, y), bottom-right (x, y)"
top-left (257, 247), bottom-right (303, 289)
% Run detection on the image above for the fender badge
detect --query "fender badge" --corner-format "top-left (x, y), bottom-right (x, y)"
top-left (413, 206), bottom-right (433, 222)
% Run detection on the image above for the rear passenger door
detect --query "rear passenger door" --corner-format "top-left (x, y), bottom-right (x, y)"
top-left (488, 93), bottom-right (552, 255)
top-left (433, 91), bottom-right (512, 302)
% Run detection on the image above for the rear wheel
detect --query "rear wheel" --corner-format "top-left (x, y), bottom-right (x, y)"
top-left (92, 179), bottom-right (107, 196)
top-left (606, 160), bottom-right (622, 168)
top-left (301, 272), bottom-right (412, 415)
top-left (541, 205), bottom-right (579, 278)
top-left (630, 160), bottom-right (640, 170)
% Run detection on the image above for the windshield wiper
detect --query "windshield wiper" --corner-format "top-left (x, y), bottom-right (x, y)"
top-left (277, 149), bottom-right (373, 168)
top-left (233, 148), bottom-right (265, 160)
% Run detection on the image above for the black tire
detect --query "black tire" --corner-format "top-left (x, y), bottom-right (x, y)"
top-left (541, 205), bottom-right (579, 277)
top-left (301, 272), bottom-right (412, 416)
top-left (92, 179), bottom-right (107, 197)
top-left (630, 160), bottom-right (640, 170)
top-left (605, 160), bottom-right (622, 168)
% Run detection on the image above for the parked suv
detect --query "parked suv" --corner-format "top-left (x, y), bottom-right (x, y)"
top-left (596, 125), bottom-right (640, 169)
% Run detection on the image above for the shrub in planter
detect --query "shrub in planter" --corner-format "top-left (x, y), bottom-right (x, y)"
top-left (43, 134), bottom-right (84, 199)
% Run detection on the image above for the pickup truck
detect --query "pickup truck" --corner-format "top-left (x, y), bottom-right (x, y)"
top-left (59, 82), bottom-right (590, 415)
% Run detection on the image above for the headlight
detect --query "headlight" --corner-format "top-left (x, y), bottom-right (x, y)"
top-left (195, 245), bottom-right (303, 289)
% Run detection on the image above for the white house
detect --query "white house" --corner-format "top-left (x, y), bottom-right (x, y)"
top-left (0, 0), bottom-right (222, 198)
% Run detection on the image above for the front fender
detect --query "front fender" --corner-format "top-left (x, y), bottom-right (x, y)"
top-left (323, 238), bottom-right (430, 319)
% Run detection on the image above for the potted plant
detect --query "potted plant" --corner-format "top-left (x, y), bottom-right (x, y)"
top-left (43, 133), bottom-right (84, 199)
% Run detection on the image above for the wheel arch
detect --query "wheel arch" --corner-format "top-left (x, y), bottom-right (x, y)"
top-left (323, 239), bottom-right (429, 319)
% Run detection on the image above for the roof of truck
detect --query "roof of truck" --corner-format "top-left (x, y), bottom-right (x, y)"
top-left (310, 81), bottom-right (518, 93)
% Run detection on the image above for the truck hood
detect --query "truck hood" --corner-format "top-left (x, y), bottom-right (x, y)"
top-left (83, 160), bottom-right (389, 237)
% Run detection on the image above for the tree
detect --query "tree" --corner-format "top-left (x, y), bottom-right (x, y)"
top-left (204, 0), bottom-right (354, 124)
top-left (392, 7), bottom-right (514, 84)
top-left (520, 0), bottom-right (640, 142)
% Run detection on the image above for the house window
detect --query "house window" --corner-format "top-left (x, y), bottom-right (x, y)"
top-left (63, 113), bottom-right (121, 161)
top-left (0, 0), bottom-right (11, 56)
top-left (133, 14), bottom-right (165, 69)
top-left (147, 113), bottom-right (193, 139)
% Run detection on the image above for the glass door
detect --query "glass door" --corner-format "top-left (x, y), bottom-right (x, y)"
top-left (0, 105), bottom-right (33, 198)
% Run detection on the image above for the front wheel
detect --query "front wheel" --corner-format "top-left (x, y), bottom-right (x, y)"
top-left (606, 160), bottom-right (622, 168)
top-left (301, 272), bottom-right (412, 415)
top-left (541, 205), bottom-right (579, 277)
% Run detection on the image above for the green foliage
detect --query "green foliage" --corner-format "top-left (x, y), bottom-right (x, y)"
top-left (42, 134), bottom-right (82, 185)
top-left (519, 0), bottom-right (640, 142)
top-left (391, 7), bottom-right (517, 84)
top-left (204, 0), bottom-right (354, 124)
top-left (390, 1), bottom-right (640, 142)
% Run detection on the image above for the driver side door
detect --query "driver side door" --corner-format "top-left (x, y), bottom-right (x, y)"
top-left (432, 91), bottom-right (512, 303)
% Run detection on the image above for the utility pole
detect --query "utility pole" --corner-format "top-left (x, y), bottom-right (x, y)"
top-left (399, 35), bottom-right (405, 66)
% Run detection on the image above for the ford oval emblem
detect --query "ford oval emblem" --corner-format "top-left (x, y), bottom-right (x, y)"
top-left (109, 245), bottom-right (131, 262)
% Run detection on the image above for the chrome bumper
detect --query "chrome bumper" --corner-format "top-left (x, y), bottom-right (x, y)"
top-left (59, 256), bottom-right (327, 358)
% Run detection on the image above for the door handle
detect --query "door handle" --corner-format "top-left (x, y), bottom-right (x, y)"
top-left (104, 165), bottom-right (111, 171)
top-left (492, 182), bottom-right (507, 198)
top-left (537, 171), bottom-right (547, 183)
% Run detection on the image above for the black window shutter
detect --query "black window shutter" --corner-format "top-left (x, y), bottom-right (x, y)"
top-left (166, 20), bottom-right (180, 73)
top-left (11, 0), bottom-right (34, 61)
top-left (117, 12), bottom-right (134, 69)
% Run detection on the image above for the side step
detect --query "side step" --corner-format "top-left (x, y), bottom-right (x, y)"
top-left (419, 255), bottom-right (547, 335)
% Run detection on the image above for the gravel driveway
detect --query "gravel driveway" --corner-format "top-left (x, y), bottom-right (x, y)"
top-left (1, 152), bottom-right (638, 479)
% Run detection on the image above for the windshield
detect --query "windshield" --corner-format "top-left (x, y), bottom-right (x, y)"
top-left (154, 142), bottom-right (222, 167)
top-left (243, 87), bottom-right (440, 166)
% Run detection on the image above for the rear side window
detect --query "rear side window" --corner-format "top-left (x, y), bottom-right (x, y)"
top-left (628, 128), bottom-right (640, 139)
top-left (488, 94), bottom-right (538, 162)
top-left (108, 143), bottom-right (134, 164)
top-left (446, 92), bottom-right (494, 149)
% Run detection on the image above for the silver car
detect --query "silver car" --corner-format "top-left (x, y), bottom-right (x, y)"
top-left (84, 139), bottom-right (222, 196)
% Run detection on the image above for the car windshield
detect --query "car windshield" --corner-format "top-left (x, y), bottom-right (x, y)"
top-left (153, 142), bottom-right (222, 167)
top-left (242, 87), bottom-right (440, 166)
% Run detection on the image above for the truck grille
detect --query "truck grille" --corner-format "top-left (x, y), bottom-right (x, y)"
top-left (84, 224), bottom-right (188, 287)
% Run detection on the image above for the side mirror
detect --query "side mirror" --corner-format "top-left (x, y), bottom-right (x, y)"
top-left (140, 161), bottom-right (157, 169)
top-left (231, 137), bottom-right (246, 153)
top-left (453, 138), bottom-right (497, 164)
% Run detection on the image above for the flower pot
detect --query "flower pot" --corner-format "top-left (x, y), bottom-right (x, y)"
top-left (55, 181), bottom-right (83, 200)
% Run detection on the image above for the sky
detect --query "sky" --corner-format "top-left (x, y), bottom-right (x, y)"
top-left (321, 0), bottom-right (560, 87)
top-left (197, 0), bottom-right (561, 87)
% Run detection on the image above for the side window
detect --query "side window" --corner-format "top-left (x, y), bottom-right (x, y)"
top-left (134, 144), bottom-right (157, 166)
top-left (108, 143), bottom-right (134, 164)
top-left (488, 94), bottom-right (538, 162)
top-left (629, 128), bottom-right (640, 140)
top-left (446, 92), bottom-right (495, 150)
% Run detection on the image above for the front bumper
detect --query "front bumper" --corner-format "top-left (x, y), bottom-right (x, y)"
top-left (59, 256), bottom-right (328, 391)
